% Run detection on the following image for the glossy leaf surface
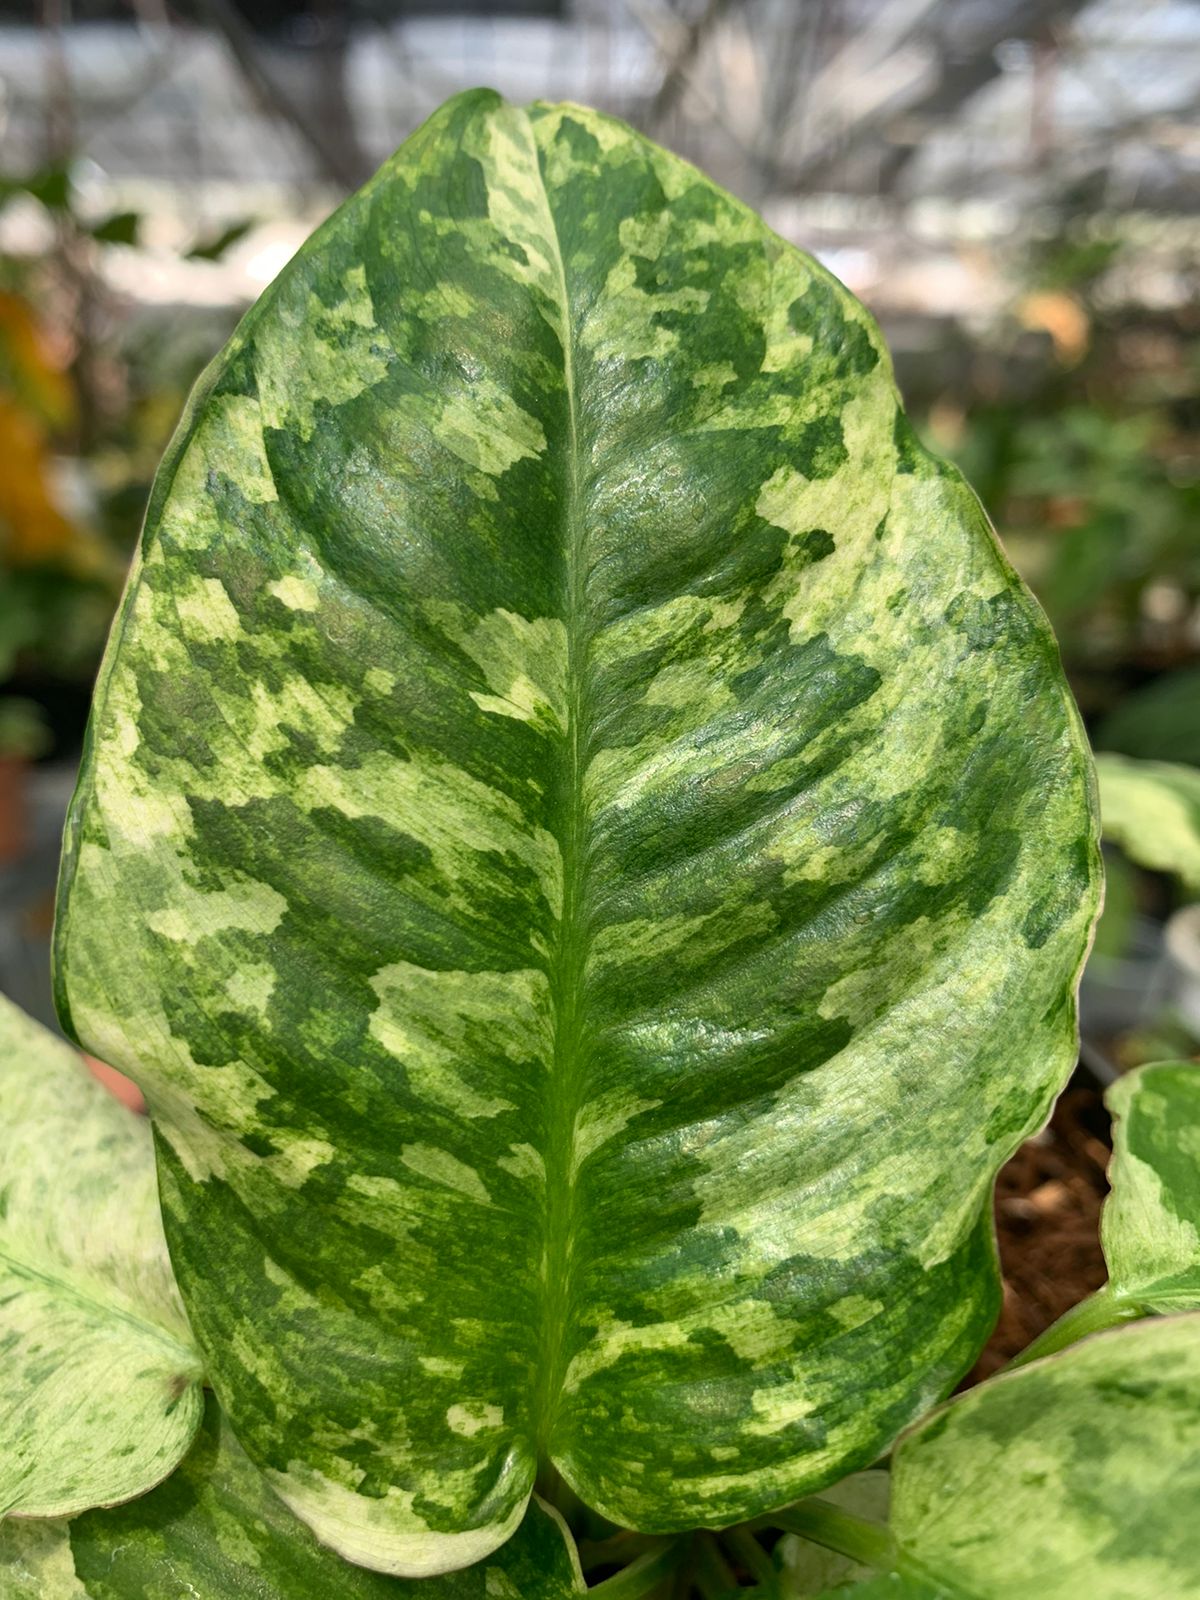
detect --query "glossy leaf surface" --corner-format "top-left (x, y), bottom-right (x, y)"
top-left (0, 1397), bottom-right (582, 1599)
top-left (0, 994), bottom-right (203, 1519)
top-left (1095, 753), bottom-right (1200, 889)
top-left (1104, 1061), bottom-right (1200, 1310)
top-left (886, 1316), bottom-right (1200, 1599)
top-left (54, 90), bottom-right (1099, 1569)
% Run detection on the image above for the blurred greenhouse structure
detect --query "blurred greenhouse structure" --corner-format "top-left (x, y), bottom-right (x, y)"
top-left (1, 0), bottom-right (1199, 1074)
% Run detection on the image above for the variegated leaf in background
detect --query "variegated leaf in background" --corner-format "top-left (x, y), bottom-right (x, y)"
top-left (0, 1396), bottom-right (582, 1599)
top-left (53, 89), bottom-right (1099, 1572)
top-left (877, 1316), bottom-right (1200, 1600)
top-left (1104, 1061), bottom-right (1200, 1311)
top-left (1094, 753), bottom-right (1200, 891)
top-left (0, 994), bottom-right (203, 1518)
top-left (799, 1579), bottom-right (944, 1599)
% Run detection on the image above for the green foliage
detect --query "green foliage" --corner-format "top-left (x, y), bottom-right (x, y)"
top-left (1089, 845), bottom-right (1137, 962)
top-left (186, 220), bottom-right (256, 262)
top-left (0, 568), bottom-right (119, 684)
top-left (0, 996), bottom-right (203, 1519)
top-left (782, 1318), bottom-right (1200, 1598)
top-left (776, 1473), bottom-right (890, 1595)
top-left (1008, 1056), bottom-right (1200, 1369)
top-left (1095, 754), bottom-right (1200, 892)
top-left (0, 162), bottom-right (73, 214)
top-left (1097, 666), bottom-right (1200, 767)
top-left (875, 1317), bottom-right (1200, 1600)
top-left (0, 151), bottom-right (229, 745)
top-left (1, 88), bottom-right (1195, 1600)
top-left (1104, 1062), bottom-right (1200, 1311)
top-left (957, 404), bottom-right (1199, 672)
top-left (0, 1399), bottom-right (582, 1599)
top-left (53, 87), bottom-right (1097, 1575)
top-left (88, 211), bottom-right (142, 248)
top-left (0, 696), bottom-right (51, 760)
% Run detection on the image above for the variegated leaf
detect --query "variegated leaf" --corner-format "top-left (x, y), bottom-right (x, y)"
top-left (883, 1315), bottom-right (1200, 1599)
top-left (1104, 1061), bottom-right (1200, 1310)
top-left (1094, 753), bottom-right (1200, 890)
top-left (0, 1396), bottom-right (582, 1599)
top-left (0, 994), bottom-right (203, 1518)
top-left (802, 1580), bottom-right (943, 1600)
top-left (0, 1521), bottom-right (88, 1600)
top-left (53, 89), bottom-right (1099, 1571)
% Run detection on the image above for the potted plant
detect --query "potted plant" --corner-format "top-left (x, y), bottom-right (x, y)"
top-left (3, 92), bottom-right (1199, 1598)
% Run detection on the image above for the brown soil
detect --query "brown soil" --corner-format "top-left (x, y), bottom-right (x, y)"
top-left (969, 1081), bottom-right (1112, 1382)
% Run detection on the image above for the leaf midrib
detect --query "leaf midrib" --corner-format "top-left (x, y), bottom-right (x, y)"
top-left (530, 107), bottom-right (591, 1466)
top-left (0, 1242), bottom-right (200, 1364)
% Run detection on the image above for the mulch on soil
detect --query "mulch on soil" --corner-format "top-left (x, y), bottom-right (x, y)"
top-left (969, 1079), bottom-right (1113, 1382)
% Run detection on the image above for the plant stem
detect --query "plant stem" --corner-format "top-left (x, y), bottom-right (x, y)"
top-left (691, 1532), bottom-right (740, 1599)
top-left (721, 1525), bottom-right (776, 1587)
top-left (588, 1539), bottom-right (688, 1599)
top-left (578, 1532), bottom-right (661, 1573)
top-left (768, 1497), bottom-right (897, 1572)
top-left (535, 1460), bottom-right (589, 1528)
top-left (1007, 1285), bottom-right (1145, 1369)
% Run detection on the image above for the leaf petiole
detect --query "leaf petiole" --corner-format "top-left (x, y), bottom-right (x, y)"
top-left (690, 1531), bottom-right (740, 1599)
top-left (578, 1532), bottom-right (664, 1573)
top-left (587, 1537), bottom-right (689, 1598)
top-left (764, 1495), bottom-right (897, 1573)
top-left (1007, 1285), bottom-right (1146, 1369)
top-left (720, 1525), bottom-right (776, 1586)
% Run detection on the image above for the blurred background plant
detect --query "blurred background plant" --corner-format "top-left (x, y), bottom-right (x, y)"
top-left (0, 0), bottom-right (1198, 1360)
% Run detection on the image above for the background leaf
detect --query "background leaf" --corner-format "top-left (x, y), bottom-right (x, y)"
top-left (0, 1396), bottom-right (583, 1599)
top-left (1089, 846), bottom-right (1137, 962)
top-left (1095, 667), bottom-right (1200, 768)
top-left (185, 220), bottom-right (255, 263)
top-left (888, 1316), bottom-right (1200, 1599)
top-left (54, 89), bottom-right (1099, 1569)
top-left (804, 1578), bottom-right (946, 1599)
top-left (0, 1520), bottom-right (88, 1599)
top-left (88, 212), bottom-right (142, 248)
top-left (1095, 754), bottom-right (1200, 890)
top-left (0, 994), bottom-right (203, 1518)
top-left (1103, 1061), bottom-right (1200, 1310)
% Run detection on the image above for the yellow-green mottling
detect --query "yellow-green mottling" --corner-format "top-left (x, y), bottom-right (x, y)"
top-left (0, 995), bottom-right (203, 1519)
top-left (796, 1577), bottom-right (944, 1600)
top-left (0, 1520), bottom-right (88, 1599)
top-left (886, 1316), bottom-right (1200, 1599)
top-left (0, 1396), bottom-right (582, 1598)
top-left (54, 90), bottom-right (1099, 1571)
top-left (1104, 1062), bottom-right (1200, 1310)
top-left (1095, 754), bottom-right (1200, 890)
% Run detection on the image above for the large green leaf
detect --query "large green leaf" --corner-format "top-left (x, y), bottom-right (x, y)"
top-left (53, 90), bottom-right (1099, 1570)
top-left (1103, 1061), bottom-right (1200, 1310)
top-left (883, 1316), bottom-right (1200, 1599)
top-left (0, 994), bottom-right (203, 1519)
top-left (0, 1396), bottom-right (582, 1598)
top-left (1094, 753), bottom-right (1200, 890)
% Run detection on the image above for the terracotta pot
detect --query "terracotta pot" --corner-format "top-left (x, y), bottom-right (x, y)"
top-left (84, 1054), bottom-right (147, 1114)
